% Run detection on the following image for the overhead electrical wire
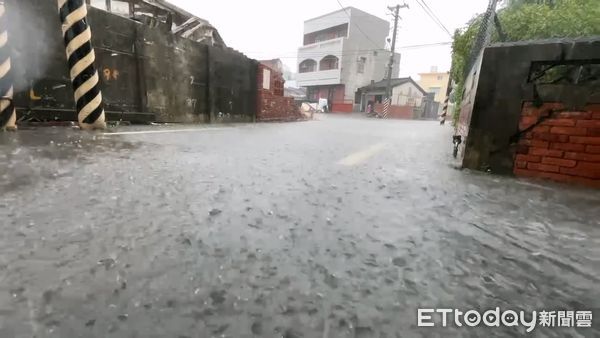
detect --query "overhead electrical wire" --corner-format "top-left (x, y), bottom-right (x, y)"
top-left (249, 0), bottom-right (453, 62)
top-left (247, 42), bottom-right (452, 59)
top-left (334, 0), bottom-right (382, 49)
top-left (413, 0), bottom-right (452, 38)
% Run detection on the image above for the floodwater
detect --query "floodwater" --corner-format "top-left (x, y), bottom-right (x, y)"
top-left (1, 117), bottom-right (598, 337)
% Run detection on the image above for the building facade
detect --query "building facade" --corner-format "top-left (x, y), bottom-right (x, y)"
top-left (417, 66), bottom-right (450, 103)
top-left (359, 78), bottom-right (426, 110)
top-left (296, 7), bottom-right (399, 112)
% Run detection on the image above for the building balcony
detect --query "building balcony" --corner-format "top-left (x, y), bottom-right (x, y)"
top-left (298, 37), bottom-right (344, 60)
top-left (297, 37), bottom-right (344, 87)
top-left (296, 69), bottom-right (342, 86)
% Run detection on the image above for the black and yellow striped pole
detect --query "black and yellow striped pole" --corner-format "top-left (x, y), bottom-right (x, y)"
top-left (439, 75), bottom-right (452, 126)
top-left (57, 0), bottom-right (106, 130)
top-left (382, 98), bottom-right (390, 119)
top-left (0, 1), bottom-right (16, 131)
top-left (440, 96), bottom-right (449, 125)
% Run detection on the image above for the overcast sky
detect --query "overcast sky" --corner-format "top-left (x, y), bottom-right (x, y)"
top-left (169, 0), bottom-right (489, 80)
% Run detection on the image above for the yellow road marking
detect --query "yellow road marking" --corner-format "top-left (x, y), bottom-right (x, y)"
top-left (337, 142), bottom-right (387, 166)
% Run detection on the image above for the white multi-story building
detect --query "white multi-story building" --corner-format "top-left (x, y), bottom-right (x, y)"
top-left (296, 7), bottom-right (399, 112)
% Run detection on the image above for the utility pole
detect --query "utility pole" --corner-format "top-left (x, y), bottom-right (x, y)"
top-left (383, 3), bottom-right (408, 118)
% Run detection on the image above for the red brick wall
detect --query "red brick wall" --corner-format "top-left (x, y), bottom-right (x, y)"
top-left (258, 92), bottom-right (301, 121)
top-left (256, 64), bottom-right (302, 122)
top-left (514, 102), bottom-right (600, 188)
top-left (257, 64), bottom-right (284, 96)
top-left (374, 104), bottom-right (415, 119)
top-left (331, 103), bottom-right (353, 113)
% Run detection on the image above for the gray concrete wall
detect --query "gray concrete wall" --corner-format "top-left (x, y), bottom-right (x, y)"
top-left (346, 7), bottom-right (388, 50)
top-left (303, 9), bottom-right (348, 35)
top-left (6, 0), bottom-right (257, 123)
top-left (341, 8), bottom-right (392, 102)
top-left (458, 37), bottom-right (600, 174)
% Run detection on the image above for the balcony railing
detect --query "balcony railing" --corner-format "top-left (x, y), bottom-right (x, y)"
top-left (296, 68), bottom-right (342, 86)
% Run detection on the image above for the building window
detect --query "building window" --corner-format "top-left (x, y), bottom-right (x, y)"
top-left (357, 57), bottom-right (366, 74)
top-left (320, 55), bottom-right (339, 71)
top-left (437, 75), bottom-right (443, 80)
top-left (299, 59), bottom-right (317, 73)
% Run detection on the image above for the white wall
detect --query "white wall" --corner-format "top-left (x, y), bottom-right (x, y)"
top-left (339, 8), bottom-right (393, 102)
top-left (298, 7), bottom-right (395, 103)
top-left (297, 38), bottom-right (344, 69)
top-left (392, 82), bottom-right (424, 107)
top-left (346, 7), bottom-right (388, 50)
top-left (296, 69), bottom-right (342, 86)
top-left (340, 51), bottom-right (399, 103)
top-left (303, 10), bottom-right (349, 35)
top-left (297, 38), bottom-right (344, 87)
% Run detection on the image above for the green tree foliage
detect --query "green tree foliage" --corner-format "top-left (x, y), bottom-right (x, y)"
top-left (450, 0), bottom-right (600, 123)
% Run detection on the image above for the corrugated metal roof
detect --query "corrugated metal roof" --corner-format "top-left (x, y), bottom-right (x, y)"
top-left (118, 0), bottom-right (226, 46)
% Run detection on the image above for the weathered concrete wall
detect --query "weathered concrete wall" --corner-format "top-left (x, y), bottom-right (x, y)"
top-left (6, 0), bottom-right (257, 123)
top-left (456, 51), bottom-right (484, 169)
top-left (208, 46), bottom-right (257, 123)
top-left (138, 21), bottom-right (208, 123)
top-left (457, 37), bottom-right (600, 177)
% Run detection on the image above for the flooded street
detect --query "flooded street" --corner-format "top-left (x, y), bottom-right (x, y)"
top-left (1, 115), bottom-right (599, 337)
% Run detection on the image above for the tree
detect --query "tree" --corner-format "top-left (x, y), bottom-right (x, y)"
top-left (449, 0), bottom-right (600, 124)
top-left (506, 0), bottom-right (557, 6)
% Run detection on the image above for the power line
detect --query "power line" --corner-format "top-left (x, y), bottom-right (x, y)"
top-left (415, 0), bottom-right (452, 37)
top-left (414, 0), bottom-right (448, 36)
top-left (398, 41), bottom-right (451, 49)
top-left (334, 0), bottom-right (382, 49)
top-left (420, 0), bottom-right (452, 36)
top-left (413, 0), bottom-right (452, 38)
top-left (247, 42), bottom-right (452, 58)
